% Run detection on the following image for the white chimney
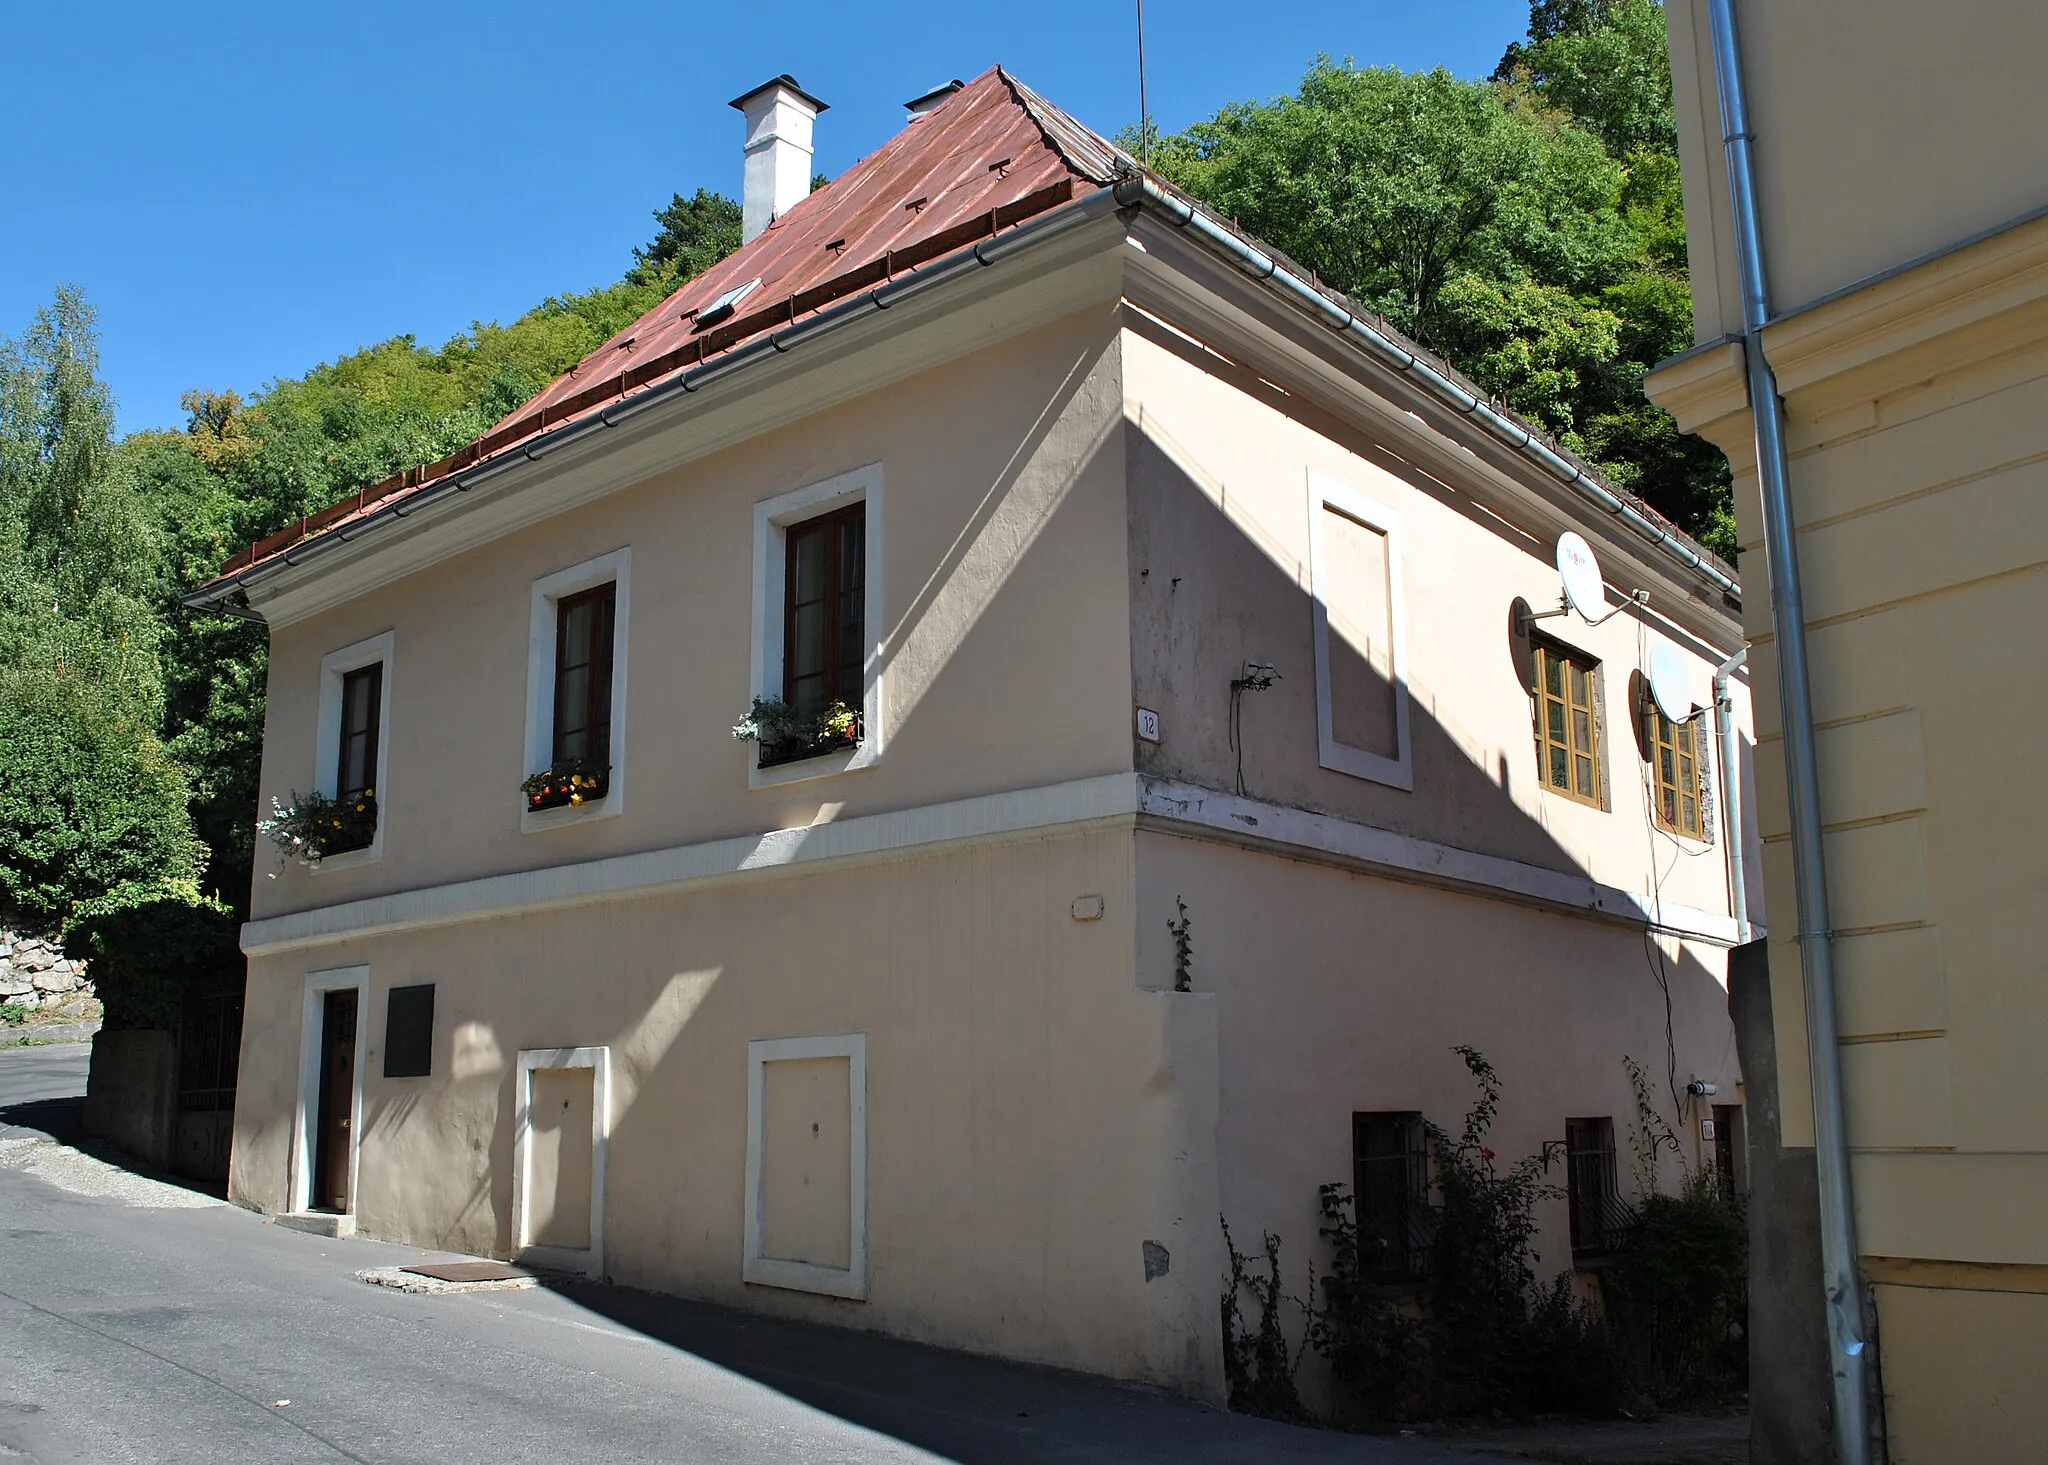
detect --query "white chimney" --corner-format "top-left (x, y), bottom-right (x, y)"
top-left (904, 79), bottom-right (963, 121)
top-left (730, 75), bottom-right (828, 244)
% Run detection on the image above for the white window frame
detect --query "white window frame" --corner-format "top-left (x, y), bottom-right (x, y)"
top-left (310, 632), bottom-right (394, 871)
top-left (1308, 470), bottom-right (1413, 791)
top-left (747, 464), bottom-right (885, 790)
top-left (522, 548), bottom-right (630, 833)
top-left (511, 1046), bottom-right (611, 1279)
top-left (291, 966), bottom-right (371, 1217)
top-left (743, 1032), bottom-right (869, 1300)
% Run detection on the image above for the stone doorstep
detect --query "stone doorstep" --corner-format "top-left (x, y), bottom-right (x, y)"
top-left (275, 1211), bottom-right (357, 1239)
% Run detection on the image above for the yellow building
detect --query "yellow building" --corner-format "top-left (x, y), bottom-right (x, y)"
top-left (1648, 2), bottom-right (2048, 1460)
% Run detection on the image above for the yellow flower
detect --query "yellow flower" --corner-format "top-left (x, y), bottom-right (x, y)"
top-left (569, 793), bottom-right (583, 805)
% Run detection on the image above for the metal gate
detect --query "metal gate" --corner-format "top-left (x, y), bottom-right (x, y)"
top-left (174, 983), bottom-right (243, 1182)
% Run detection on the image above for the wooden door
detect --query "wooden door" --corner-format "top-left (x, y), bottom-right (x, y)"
top-left (312, 990), bottom-right (357, 1211)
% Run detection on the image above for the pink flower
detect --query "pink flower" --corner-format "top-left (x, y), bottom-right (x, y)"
top-left (1481, 1147), bottom-right (1496, 1161)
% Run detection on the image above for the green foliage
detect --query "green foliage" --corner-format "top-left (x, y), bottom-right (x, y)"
top-left (1604, 1054), bottom-right (1748, 1402)
top-left (630, 188), bottom-right (743, 290)
top-left (0, 294), bottom-right (202, 929)
top-left (1146, 9), bottom-right (1734, 558)
top-left (1219, 1217), bottom-right (1312, 1422)
top-left (1600, 1168), bottom-right (1747, 1402)
top-left (258, 788), bottom-right (379, 865)
top-left (0, 175), bottom-right (745, 917)
top-left (1308, 1182), bottom-right (1422, 1419)
top-left (1497, 0), bottom-right (1677, 157)
top-left (61, 879), bottom-right (238, 1031)
top-left (1418, 1046), bottom-right (1618, 1417)
top-left (1168, 897), bottom-right (1193, 992)
top-left (0, 1002), bottom-right (25, 1027)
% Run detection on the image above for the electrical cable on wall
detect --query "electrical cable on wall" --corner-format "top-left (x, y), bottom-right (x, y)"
top-left (1228, 662), bottom-right (1278, 796)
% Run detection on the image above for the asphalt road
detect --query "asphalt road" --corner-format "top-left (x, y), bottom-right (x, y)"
top-left (0, 1042), bottom-right (1517, 1465)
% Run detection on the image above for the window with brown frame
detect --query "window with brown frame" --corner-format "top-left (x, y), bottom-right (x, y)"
top-left (337, 663), bottom-right (381, 801)
top-left (784, 503), bottom-right (865, 723)
top-left (551, 583), bottom-right (616, 769)
top-left (329, 662), bottom-right (381, 854)
top-left (1646, 704), bottom-right (1704, 837)
top-left (1532, 641), bottom-right (1602, 806)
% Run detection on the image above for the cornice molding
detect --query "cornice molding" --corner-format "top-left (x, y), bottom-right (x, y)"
top-left (240, 773), bottom-right (1748, 957)
top-left (1647, 210), bottom-right (2048, 443)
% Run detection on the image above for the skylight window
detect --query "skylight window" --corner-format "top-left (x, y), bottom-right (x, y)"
top-left (693, 278), bottom-right (762, 331)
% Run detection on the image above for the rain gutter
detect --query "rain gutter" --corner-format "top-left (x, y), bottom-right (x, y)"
top-left (1713, 645), bottom-right (1751, 943)
top-left (187, 173), bottom-right (1739, 621)
top-left (1703, 0), bottom-right (1874, 1458)
top-left (1110, 174), bottom-right (1740, 604)
top-left (180, 184), bottom-right (1128, 619)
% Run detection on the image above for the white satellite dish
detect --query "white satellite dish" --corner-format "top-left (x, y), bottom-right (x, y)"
top-left (1556, 532), bottom-right (1606, 621)
top-left (1647, 642), bottom-right (1695, 722)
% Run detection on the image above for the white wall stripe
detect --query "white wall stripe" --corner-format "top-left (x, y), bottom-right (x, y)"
top-left (240, 772), bottom-right (1750, 956)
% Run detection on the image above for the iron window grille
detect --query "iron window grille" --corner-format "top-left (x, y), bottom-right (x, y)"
top-left (1353, 1111), bottom-right (1435, 1285)
top-left (1565, 1116), bottom-right (1636, 1263)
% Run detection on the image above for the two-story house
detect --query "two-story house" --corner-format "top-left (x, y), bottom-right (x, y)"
top-left (186, 68), bottom-right (1758, 1401)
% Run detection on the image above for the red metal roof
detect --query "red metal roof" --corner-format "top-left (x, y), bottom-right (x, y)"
top-left (212, 67), bottom-right (1122, 584)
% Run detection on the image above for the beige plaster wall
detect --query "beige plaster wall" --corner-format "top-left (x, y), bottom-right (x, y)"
top-left (1122, 321), bottom-right (1757, 928)
top-left (230, 826), bottom-right (1229, 1397)
top-left (1132, 829), bottom-right (1742, 1402)
top-left (1869, 1283), bottom-right (2048, 1465)
top-left (1664, 0), bottom-right (2048, 335)
top-left (252, 305), bottom-right (1133, 922)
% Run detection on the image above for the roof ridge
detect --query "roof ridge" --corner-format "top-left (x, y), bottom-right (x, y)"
top-left (996, 68), bottom-right (1131, 187)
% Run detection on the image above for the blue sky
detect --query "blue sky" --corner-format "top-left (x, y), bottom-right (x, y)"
top-left (1, 1), bottom-right (1528, 434)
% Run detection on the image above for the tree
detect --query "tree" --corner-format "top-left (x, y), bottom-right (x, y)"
top-left (0, 291), bottom-right (202, 927)
top-left (629, 188), bottom-right (743, 290)
top-left (1146, 20), bottom-right (1734, 557)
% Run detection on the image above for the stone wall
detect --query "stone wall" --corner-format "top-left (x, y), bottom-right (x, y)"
top-left (0, 931), bottom-right (94, 1012)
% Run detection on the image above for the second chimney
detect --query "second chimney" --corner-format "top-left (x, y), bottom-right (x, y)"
top-left (730, 75), bottom-right (828, 244)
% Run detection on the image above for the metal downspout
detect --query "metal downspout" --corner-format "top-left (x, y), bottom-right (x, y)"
top-left (1712, 646), bottom-right (1750, 942)
top-left (1702, 0), bottom-right (1874, 1458)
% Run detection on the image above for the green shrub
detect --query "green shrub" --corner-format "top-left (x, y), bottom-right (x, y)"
top-left (0, 663), bottom-right (202, 932)
top-left (61, 879), bottom-right (238, 1031)
top-left (1600, 1167), bottom-right (1747, 1402)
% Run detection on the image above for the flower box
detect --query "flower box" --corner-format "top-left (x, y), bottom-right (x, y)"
top-left (733, 698), bottom-right (862, 770)
top-left (260, 790), bottom-right (379, 865)
top-left (756, 725), bottom-right (862, 769)
top-left (522, 761), bottom-right (611, 812)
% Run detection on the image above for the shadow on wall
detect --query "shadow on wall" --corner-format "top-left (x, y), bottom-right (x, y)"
top-left (345, 311), bottom-right (1746, 1427)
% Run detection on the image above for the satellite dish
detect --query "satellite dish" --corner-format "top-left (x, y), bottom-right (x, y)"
top-left (1648, 642), bottom-right (1695, 722)
top-left (1556, 532), bottom-right (1606, 621)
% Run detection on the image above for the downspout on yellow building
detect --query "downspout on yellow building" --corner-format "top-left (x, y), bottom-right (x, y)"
top-left (1647, 2), bottom-right (2048, 1460)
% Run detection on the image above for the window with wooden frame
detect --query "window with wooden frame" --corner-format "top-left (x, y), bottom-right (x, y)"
top-left (1645, 704), bottom-right (1705, 838)
top-left (551, 583), bottom-right (616, 770)
top-left (336, 664), bottom-right (381, 803)
top-left (1531, 641), bottom-right (1602, 806)
top-left (783, 503), bottom-right (865, 725)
